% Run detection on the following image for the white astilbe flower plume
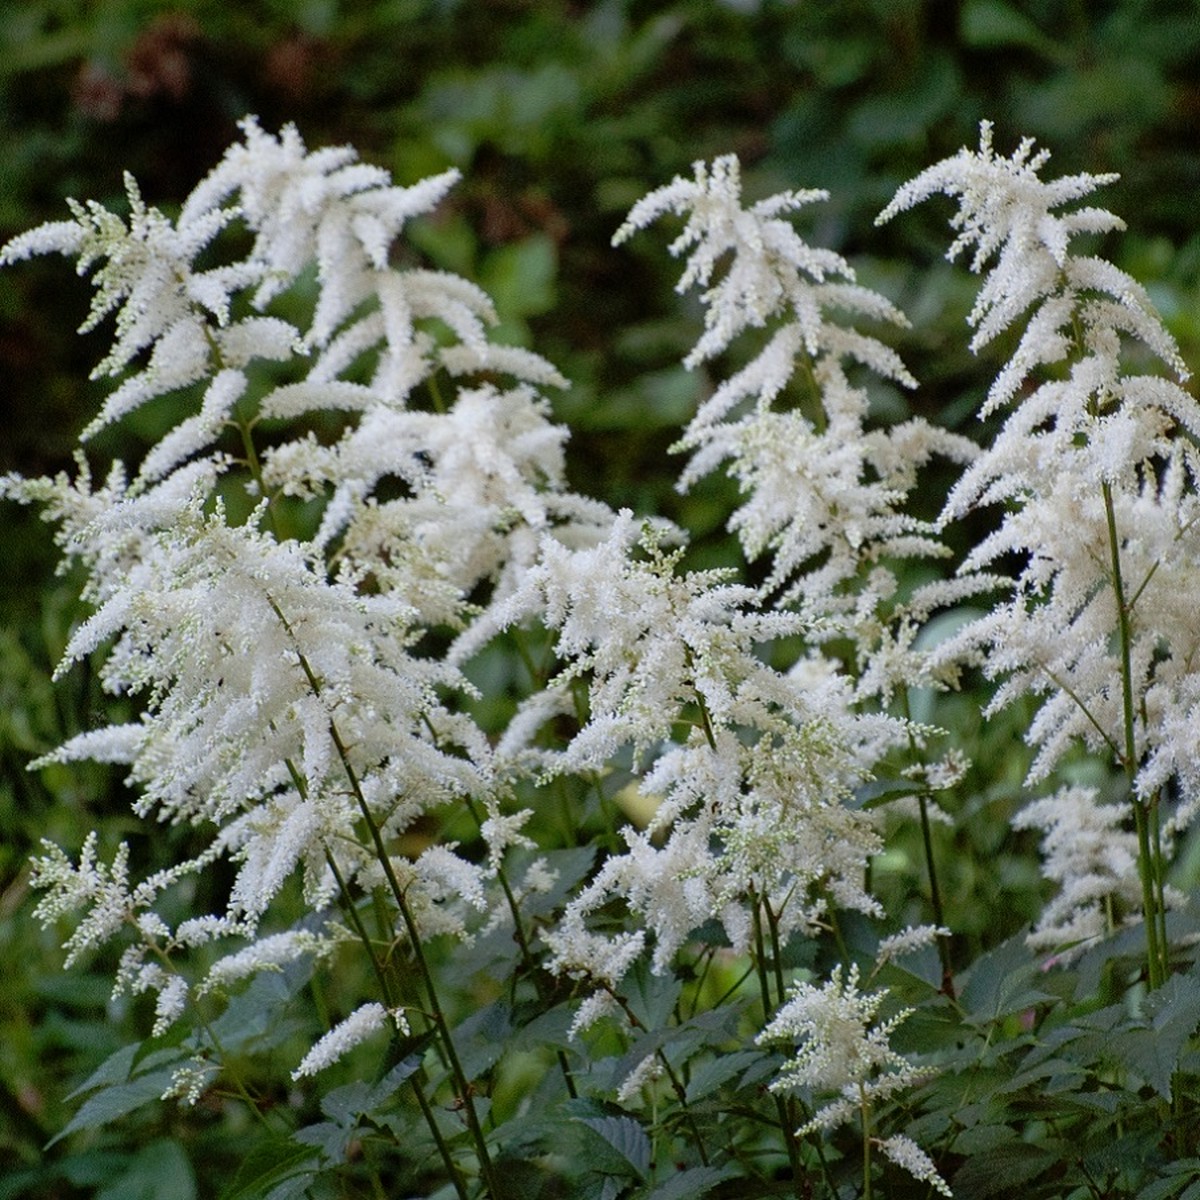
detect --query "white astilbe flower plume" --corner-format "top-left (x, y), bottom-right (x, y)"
top-left (0, 171), bottom-right (295, 469)
top-left (759, 964), bottom-right (949, 1195)
top-left (465, 512), bottom-right (908, 1023)
top-left (879, 122), bottom-right (1200, 836)
top-left (616, 155), bottom-right (984, 700)
top-left (181, 116), bottom-right (566, 400)
top-left (292, 1002), bottom-right (406, 1079)
top-left (0, 118), bottom-right (584, 631)
top-left (270, 383), bottom-right (614, 627)
top-left (32, 494), bottom-right (489, 919)
top-left (1012, 785), bottom-right (1183, 958)
top-left (6, 119), bottom-right (622, 1085)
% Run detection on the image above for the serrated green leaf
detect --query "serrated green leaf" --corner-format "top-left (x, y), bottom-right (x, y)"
top-left (451, 999), bottom-right (513, 1080)
top-left (622, 960), bottom-right (681, 1031)
top-left (684, 1050), bottom-right (765, 1103)
top-left (854, 777), bottom-right (928, 810)
top-left (51, 1060), bottom-right (182, 1146)
top-left (94, 1139), bottom-right (195, 1200)
top-left (950, 1140), bottom-right (1058, 1199)
top-left (207, 960), bottom-right (310, 1054)
top-left (643, 1164), bottom-right (739, 1199)
top-left (301, 1053), bottom-right (421, 1161)
top-left (67, 1042), bottom-right (141, 1101)
top-left (959, 933), bottom-right (1054, 1027)
top-left (1114, 970), bottom-right (1200, 1099)
top-left (1137, 1178), bottom-right (1188, 1200)
top-left (223, 1137), bottom-right (320, 1200)
top-left (576, 1115), bottom-right (651, 1180)
top-left (995, 1055), bottom-right (1086, 1096)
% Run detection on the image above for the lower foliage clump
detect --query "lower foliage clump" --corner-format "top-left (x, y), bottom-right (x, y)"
top-left (7, 116), bottom-right (1200, 1199)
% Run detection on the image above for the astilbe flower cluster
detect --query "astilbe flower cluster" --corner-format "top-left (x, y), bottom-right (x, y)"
top-left (880, 122), bottom-right (1200, 946)
top-left (7, 119), bottom-right (938, 1122)
top-left (615, 154), bottom-right (986, 702)
top-left (456, 512), bottom-right (908, 1029)
top-left (758, 963), bottom-right (952, 1195)
top-left (34, 118), bottom-right (1200, 1195)
top-left (4, 118), bottom-right (613, 1085)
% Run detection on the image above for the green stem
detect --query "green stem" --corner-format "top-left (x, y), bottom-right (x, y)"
top-left (762, 895), bottom-right (788, 1011)
top-left (464, 797), bottom-right (578, 1100)
top-left (329, 718), bottom-right (502, 1197)
top-left (753, 894), bottom-right (807, 1198)
top-left (408, 1066), bottom-right (472, 1200)
top-left (269, 603), bottom-right (499, 1194)
top-left (605, 988), bottom-right (710, 1166)
top-left (1102, 480), bottom-right (1165, 989)
top-left (324, 846), bottom-right (471, 1200)
top-left (917, 794), bottom-right (955, 999)
top-left (860, 1083), bottom-right (873, 1200)
top-left (139, 923), bottom-right (275, 1129)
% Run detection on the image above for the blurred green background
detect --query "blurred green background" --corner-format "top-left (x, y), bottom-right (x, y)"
top-left (2, 2), bottom-right (1199, 1195)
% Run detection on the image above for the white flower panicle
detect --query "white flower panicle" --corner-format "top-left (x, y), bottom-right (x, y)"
top-left (200, 929), bottom-right (333, 995)
top-left (1012, 786), bottom-right (1182, 957)
top-left (759, 964), bottom-right (948, 1194)
top-left (291, 1002), bottom-right (398, 1079)
top-left (1, 117), bottom-right (591, 633)
top-left (875, 924), bottom-right (951, 969)
top-left (30, 830), bottom-right (342, 1040)
top-left (286, 382), bottom-right (614, 627)
top-left (615, 155), bottom-right (844, 369)
top-left (616, 154), bottom-right (983, 699)
top-left (7, 119), bottom-right (605, 1076)
top-left (759, 964), bottom-right (918, 1099)
top-left (880, 122), bottom-right (1200, 828)
top-left (466, 512), bottom-right (906, 1014)
top-left (179, 116), bottom-right (567, 401)
top-left (876, 1135), bottom-right (954, 1197)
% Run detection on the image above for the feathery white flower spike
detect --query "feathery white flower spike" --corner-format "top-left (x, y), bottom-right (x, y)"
top-left (617, 154), bottom-right (984, 701)
top-left (759, 964), bottom-right (948, 1193)
top-left (292, 1002), bottom-right (406, 1079)
top-left (882, 122), bottom-right (1200, 833)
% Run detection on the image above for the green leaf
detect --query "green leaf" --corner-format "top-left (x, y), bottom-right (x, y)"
top-left (642, 1164), bottom-right (739, 1199)
top-left (950, 1140), bottom-right (1059, 1199)
top-left (94, 1139), bottom-right (196, 1200)
top-left (67, 1042), bottom-right (140, 1100)
top-left (960, 0), bottom-right (1061, 57)
top-left (622, 959), bottom-right (682, 1031)
top-left (450, 999), bottom-right (513, 1080)
top-left (684, 1049), bottom-right (765, 1103)
top-left (480, 234), bottom-right (557, 321)
top-left (1136, 1179), bottom-right (1188, 1200)
top-left (51, 1046), bottom-right (188, 1146)
top-left (853, 777), bottom-right (927, 810)
top-left (1120, 969), bottom-right (1200, 1099)
top-left (223, 1137), bottom-right (320, 1200)
top-left (575, 1115), bottom-right (651, 1180)
top-left (959, 933), bottom-right (1054, 1027)
top-left (207, 958), bottom-right (310, 1054)
top-left (52, 1067), bottom-right (178, 1147)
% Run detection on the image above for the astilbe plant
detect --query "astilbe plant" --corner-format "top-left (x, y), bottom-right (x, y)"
top-left (7, 118), bottom-right (1200, 1199)
top-left (880, 122), bottom-right (1200, 984)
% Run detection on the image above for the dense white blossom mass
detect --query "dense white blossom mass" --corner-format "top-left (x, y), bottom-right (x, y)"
top-left (11, 115), bottom-right (1199, 1194)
